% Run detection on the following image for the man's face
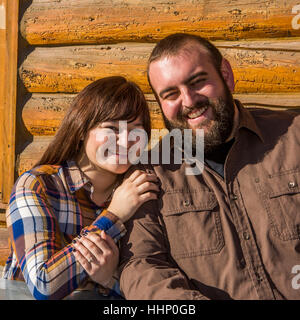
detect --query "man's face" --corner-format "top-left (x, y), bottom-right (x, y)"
top-left (148, 44), bottom-right (235, 154)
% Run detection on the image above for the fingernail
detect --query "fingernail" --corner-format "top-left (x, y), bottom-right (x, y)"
top-left (81, 229), bottom-right (89, 236)
top-left (77, 234), bottom-right (82, 239)
top-left (72, 239), bottom-right (77, 244)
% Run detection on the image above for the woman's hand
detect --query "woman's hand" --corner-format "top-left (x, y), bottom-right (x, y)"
top-left (72, 230), bottom-right (119, 287)
top-left (107, 169), bottom-right (159, 223)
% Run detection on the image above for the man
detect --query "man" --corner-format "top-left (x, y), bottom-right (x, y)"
top-left (119, 33), bottom-right (300, 299)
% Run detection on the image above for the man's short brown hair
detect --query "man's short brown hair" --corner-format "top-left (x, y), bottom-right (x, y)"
top-left (147, 33), bottom-right (224, 87)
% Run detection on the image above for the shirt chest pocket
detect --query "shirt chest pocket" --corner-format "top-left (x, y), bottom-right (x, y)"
top-left (264, 170), bottom-right (300, 241)
top-left (160, 190), bottom-right (224, 259)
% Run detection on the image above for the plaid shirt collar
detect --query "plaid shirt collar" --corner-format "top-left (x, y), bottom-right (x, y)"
top-left (64, 160), bottom-right (92, 194)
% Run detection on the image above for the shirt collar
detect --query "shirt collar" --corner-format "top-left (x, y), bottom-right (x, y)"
top-left (64, 160), bottom-right (91, 194)
top-left (234, 99), bottom-right (264, 142)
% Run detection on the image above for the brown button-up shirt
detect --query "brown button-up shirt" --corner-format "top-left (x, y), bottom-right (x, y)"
top-left (119, 101), bottom-right (300, 300)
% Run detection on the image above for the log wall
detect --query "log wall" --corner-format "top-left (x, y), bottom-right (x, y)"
top-left (12, 1), bottom-right (300, 186)
top-left (0, 0), bottom-right (299, 265)
top-left (21, 0), bottom-right (300, 45)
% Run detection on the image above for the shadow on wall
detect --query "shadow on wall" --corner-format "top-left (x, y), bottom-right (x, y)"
top-left (15, 0), bottom-right (34, 181)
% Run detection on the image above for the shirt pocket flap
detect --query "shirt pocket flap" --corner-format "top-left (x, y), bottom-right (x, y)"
top-left (269, 173), bottom-right (300, 198)
top-left (160, 190), bottom-right (218, 216)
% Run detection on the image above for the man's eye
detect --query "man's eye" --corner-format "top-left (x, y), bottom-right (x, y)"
top-left (164, 92), bottom-right (178, 100)
top-left (190, 78), bottom-right (205, 87)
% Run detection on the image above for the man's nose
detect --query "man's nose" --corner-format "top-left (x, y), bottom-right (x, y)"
top-left (181, 87), bottom-right (196, 108)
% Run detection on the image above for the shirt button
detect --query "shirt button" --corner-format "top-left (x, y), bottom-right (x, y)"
top-left (288, 181), bottom-right (297, 188)
top-left (238, 258), bottom-right (246, 269)
top-left (256, 273), bottom-right (264, 283)
top-left (243, 231), bottom-right (250, 240)
top-left (183, 200), bottom-right (190, 207)
top-left (231, 194), bottom-right (238, 200)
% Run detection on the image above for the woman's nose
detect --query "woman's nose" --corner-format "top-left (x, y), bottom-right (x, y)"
top-left (117, 130), bottom-right (129, 148)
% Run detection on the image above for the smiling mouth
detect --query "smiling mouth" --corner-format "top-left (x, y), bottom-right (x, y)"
top-left (186, 105), bottom-right (209, 119)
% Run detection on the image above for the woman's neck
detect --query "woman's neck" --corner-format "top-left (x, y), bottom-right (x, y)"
top-left (76, 155), bottom-right (118, 195)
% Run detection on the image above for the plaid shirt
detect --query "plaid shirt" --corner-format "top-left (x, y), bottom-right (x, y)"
top-left (2, 161), bottom-right (126, 300)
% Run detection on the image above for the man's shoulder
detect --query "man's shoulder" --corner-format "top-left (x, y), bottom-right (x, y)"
top-left (248, 107), bottom-right (300, 134)
top-left (248, 107), bottom-right (300, 122)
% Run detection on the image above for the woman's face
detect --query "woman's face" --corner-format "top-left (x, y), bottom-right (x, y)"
top-left (83, 116), bottom-right (147, 174)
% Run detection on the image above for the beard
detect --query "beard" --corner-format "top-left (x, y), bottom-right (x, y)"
top-left (162, 81), bottom-right (235, 156)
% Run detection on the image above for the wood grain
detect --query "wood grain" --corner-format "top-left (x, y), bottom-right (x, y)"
top-left (0, 0), bottom-right (19, 205)
top-left (22, 93), bottom-right (300, 136)
top-left (0, 228), bottom-right (9, 266)
top-left (21, 0), bottom-right (300, 45)
top-left (21, 93), bottom-right (165, 136)
top-left (20, 39), bottom-right (300, 95)
top-left (18, 96), bottom-right (300, 175)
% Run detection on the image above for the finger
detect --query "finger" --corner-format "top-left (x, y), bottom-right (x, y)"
top-left (101, 231), bottom-right (119, 255)
top-left (72, 247), bottom-right (92, 272)
top-left (125, 169), bottom-right (144, 182)
top-left (77, 234), bottom-right (105, 260)
top-left (137, 181), bottom-right (160, 194)
top-left (139, 192), bottom-right (158, 203)
top-left (84, 232), bottom-right (112, 257)
top-left (133, 172), bottom-right (158, 186)
top-left (73, 238), bottom-right (96, 264)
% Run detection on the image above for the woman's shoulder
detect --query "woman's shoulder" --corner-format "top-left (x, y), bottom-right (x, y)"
top-left (15, 164), bottom-right (64, 190)
top-left (30, 164), bottom-right (62, 176)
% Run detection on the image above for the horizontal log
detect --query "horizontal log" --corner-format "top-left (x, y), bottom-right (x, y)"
top-left (20, 40), bottom-right (300, 95)
top-left (0, 228), bottom-right (9, 266)
top-left (0, 212), bottom-right (6, 225)
top-left (22, 93), bottom-right (300, 136)
top-left (21, 94), bottom-right (165, 136)
top-left (21, 0), bottom-right (300, 45)
top-left (18, 134), bottom-right (174, 176)
top-left (17, 136), bottom-right (52, 176)
top-left (233, 93), bottom-right (300, 109)
top-left (18, 98), bottom-right (300, 175)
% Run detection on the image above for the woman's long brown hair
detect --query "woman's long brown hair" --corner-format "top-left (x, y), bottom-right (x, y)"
top-left (36, 76), bottom-right (151, 166)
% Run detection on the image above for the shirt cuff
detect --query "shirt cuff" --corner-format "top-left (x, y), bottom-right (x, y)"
top-left (84, 209), bottom-right (127, 242)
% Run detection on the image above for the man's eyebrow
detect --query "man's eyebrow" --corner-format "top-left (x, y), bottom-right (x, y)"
top-left (159, 71), bottom-right (208, 98)
top-left (159, 86), bottom-right (177, 98)
top-left (184, 71), bottom-right (208, 84)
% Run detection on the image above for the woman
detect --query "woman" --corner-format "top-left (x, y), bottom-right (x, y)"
top-left (2, 76), bottom-right (159, 300)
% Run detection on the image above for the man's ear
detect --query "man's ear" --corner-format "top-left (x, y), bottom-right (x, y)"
top-left (220, 58), bottom-right (235, 92)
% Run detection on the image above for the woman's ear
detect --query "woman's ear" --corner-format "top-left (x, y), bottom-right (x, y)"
top-left (220, 58), bottom-right (235, 92)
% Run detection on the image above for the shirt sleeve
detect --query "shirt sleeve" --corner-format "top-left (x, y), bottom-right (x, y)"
top-left (6, 172), bottom-right (125, 300)
top-left (84, 209), bottom-right (126, 241)
top-left (119, 199), bottom-right (208, 300)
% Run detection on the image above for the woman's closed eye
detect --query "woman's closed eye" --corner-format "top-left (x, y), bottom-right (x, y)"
top-left (100, 123), bottom-right (119, 133)
top-left (105, 126), bottom-right (119, 132)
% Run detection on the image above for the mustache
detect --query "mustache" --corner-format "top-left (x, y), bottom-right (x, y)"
top-left (179, 100), bottom-right (211, 119)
